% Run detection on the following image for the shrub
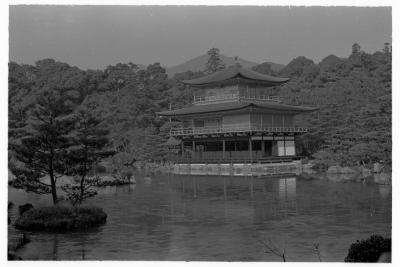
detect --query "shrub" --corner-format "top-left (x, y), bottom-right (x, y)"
top-left (344, 235), bottom-right (391, 262)
top-left (95, 165), bottom-right (107, 174)
top-left (14, 206), bottom-right (107, 232)
top-left (18, 203), bottom-right (34, 215)
top-left (121, 170), bottom-right (133, 180)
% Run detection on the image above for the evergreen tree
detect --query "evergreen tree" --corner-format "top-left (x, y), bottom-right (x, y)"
top-left (352, 43), bottom-right (361, 55)
top-left (383, 42), bottom-right (391, 54)
top-left (205, 48), bottom-right (226, 74)
top-left (10, 88), bottom-right (75, 204)
top-left (62, 103), bottom-right (113, 205)
top-left (140, 126), bottom-right (167, 162)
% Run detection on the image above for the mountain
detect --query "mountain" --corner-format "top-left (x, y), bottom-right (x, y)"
top-left (278, 56), bottom-right (315, 77)
top-left (264, 61), bottom-right (286, 72)
top-left (318, 54), bottom-right (345, 70)
top-left (166, 54), bottom-right (261, 77)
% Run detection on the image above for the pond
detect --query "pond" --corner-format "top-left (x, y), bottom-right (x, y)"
top-left (8, 172), bottom-right (391, 261)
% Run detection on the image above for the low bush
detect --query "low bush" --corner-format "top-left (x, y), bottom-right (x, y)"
top-left (95, 165), bottom-right (107, 174)
top-left (14, 206), bottom-right (107, 232)
top-left (18, 203), bottom-right (34, 215)
top-left (344, 235), bottom-right (391, 262)
top-left (96, 178), bottom-right (134, 187)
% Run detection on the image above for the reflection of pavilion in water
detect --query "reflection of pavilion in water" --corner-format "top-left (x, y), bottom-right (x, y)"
top-left (165, 175), bottom-right (298, 224)
top-left (160, 175), bottom-right (298, 260)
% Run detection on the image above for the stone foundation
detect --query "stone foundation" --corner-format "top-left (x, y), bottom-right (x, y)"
top-left (173, 160), bottom-right (302, 176)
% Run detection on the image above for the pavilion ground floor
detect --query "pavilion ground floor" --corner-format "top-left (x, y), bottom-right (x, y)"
top-left (176, 134), bottom-right (300, 164)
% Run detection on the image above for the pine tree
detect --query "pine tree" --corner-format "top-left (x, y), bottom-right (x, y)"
top-left (140, 126), bottom-right (167, 162)
top-left (10, 88), bottom-right (76, 204)
top-left (383, 42), bottom-right (391, 54)
top-left (352, 43), bottom-right (361, 55)
top-left (205, 48), bottom-right (226, 74)
top-left (62, 103), bottom-right (113, 205)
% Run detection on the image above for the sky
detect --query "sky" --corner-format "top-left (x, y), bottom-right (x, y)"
top-left (9, 5), bottom-right (392, 70)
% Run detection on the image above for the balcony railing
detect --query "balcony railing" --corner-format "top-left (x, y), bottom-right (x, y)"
top-left (193, 94), bottom-right (281, 105)
top-left (170, 123), bottom-right (308, 136)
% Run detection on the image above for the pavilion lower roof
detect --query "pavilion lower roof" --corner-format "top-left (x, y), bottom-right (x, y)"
top-left (182, 66), bottom-right (290, 86)
top-left (157, 101), bottom-right (319, 117)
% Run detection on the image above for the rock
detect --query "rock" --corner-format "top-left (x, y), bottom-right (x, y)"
top-left (99, 175), bottom-right (115, 182)
top-left (326, 173), bottom-right (343, 183)
top-left (341, 167), bottom-right (358, 174)
top-left (361, 166), bottom-right (372, 177)
top-left (144, 176), bottom-right (152, 185)
top-left (8, 252), bottom-right (22, 260)
top-left (340, 173), bottom-right (358, 181)
top-left (374, 173), bottom-right (391, 185)
top-left (377, 252), bottom-right (391, 262)
top-left (302, 162), bottom-right (315, 170)
top-left (327, 165), bottom-right (342, 174)
top-left (8, 169), bottom-right (16, 181)
top-left (373, 162), bottom-right (382, 173)
top-left (301, 167), bottom-right (316, 175)
top-left (18, 203), bottom-right (34, 216)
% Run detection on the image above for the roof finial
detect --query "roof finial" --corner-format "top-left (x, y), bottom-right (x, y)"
top-left (234, 56), bottom-right (242, 68)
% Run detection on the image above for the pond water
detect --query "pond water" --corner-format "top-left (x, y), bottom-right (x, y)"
top-left (8, 173), bottom-right (391, 261)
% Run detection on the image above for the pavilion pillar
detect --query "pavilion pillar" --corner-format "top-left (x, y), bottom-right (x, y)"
top-left (222, 139), bottom-right (226, 159)
top-left (192, 140), bottom-right (196, 159)
top-left (181, 141), bottom-right (184, 160)
top-left (249, 136), bottom-right (253, 163)
top-left (261, 136), bottom-right (265, 157)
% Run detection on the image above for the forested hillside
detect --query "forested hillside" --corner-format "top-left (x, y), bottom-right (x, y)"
top-left (9, 44), bottom-right (392, 169)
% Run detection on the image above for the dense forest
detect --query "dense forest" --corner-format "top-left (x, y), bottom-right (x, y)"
top-left (8, 44), bottom-right (392, 171)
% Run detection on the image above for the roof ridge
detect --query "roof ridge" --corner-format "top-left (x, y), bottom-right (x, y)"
top-left (182, 66), bottom-right (290, 86)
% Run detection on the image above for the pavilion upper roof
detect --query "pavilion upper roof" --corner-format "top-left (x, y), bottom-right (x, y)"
top-left (182, 66), bottom-right (290, 86)
top-left (157, 101), bottom-right (318, 118)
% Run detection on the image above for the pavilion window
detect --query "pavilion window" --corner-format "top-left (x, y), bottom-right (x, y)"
top-left (182, 120), bottom-right (191, 128)
top-left (284, 115), bottom-right (294, 126)
top-left (264, 141), bottom-right (273, 156)
top-left (251, 140), bottom-right (262, 151)
top-left (225, 141), bottom-right (236, 151)
top-left (262, 114), bottom-right (273, 127)
top-left (273, 115), bottom-right (284, 127)
top-left (236, 141), bottom-right (249, 151)
top-left (195, 143), bottom-right (205, 152)
top-left (204, 141), bottom-right (223, 151)
top-left (194, 120), bottom-right (205, 127)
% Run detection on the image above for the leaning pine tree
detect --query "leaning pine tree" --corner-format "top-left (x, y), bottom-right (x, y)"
top-left (62, 103), bottom-right (114, 206)
top-left (10, 88), bottom-right (76, 204)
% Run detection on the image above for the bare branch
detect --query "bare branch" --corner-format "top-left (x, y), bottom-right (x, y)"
top-left (253, 236), bottom-right (286, 262)
top-left (314, 243), bottom-right (322, 262)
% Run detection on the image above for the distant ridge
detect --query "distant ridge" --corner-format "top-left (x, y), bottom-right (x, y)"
top-left (166, 54), bottom-right (285, 77)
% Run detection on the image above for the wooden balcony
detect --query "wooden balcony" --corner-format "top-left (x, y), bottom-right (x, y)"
top-left (170, 123), bottom-right (308, 136)
top-left (193, 94), bottom-right (281, 105)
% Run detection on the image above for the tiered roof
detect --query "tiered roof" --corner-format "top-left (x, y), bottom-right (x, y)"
top-left (158, 65), bottom-right (318, 117)
top-left (182, 66), bottom-right (290, 86)
top-left (157, 101), bottom-right (318, 117)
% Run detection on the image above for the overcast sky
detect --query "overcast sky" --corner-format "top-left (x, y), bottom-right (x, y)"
top-left (9, 5), bottom-right (391, 70)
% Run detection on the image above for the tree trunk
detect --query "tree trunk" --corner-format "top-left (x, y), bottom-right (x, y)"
top-left (80, 174), bottom-right (85, 204)
top-left (49, 147), bottom-right (58, 205)
top-left (49, 165), bottom-right (58, 205)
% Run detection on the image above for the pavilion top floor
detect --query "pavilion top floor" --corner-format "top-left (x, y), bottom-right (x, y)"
top-left (181, 66), bottom-right (292, 106)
